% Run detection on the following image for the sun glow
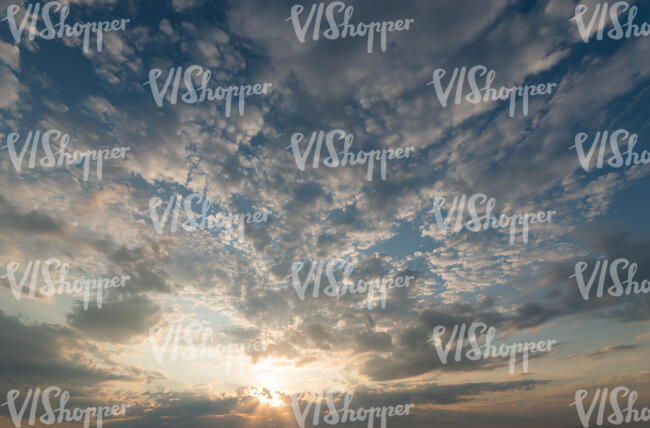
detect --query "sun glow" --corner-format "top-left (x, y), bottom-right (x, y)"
top-left (254, 373), bottom-right (284, 407)
top-left (256, 389), bottom-right (283, 407)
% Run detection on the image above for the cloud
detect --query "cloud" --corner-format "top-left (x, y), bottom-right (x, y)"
top-left (0, 194), bottom-right (69, 238)
top-left (0, 65), bottom-right (22, 109)
top-left (1, 1), bottom-right (649, 427)
top-left (172, 0), bottom-right (203, 12)
top-left (67, 295), bottom-right (162, 343)
top-left (0, 40), bottom-right (20, 71)
top-left (0, 310), bottom-right (159, 392)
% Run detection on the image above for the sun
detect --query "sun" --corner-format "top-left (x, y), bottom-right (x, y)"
top-left (256, 389), bottom-right (283, 407)
top-left (254, 374), bottom-right (284, 407)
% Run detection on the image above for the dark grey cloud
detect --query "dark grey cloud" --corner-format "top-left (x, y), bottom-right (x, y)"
top-left (511, 224), bottom-right (650, 327)
top-left (354, 330), bottom-right (392, 353)
top-left (0, 194), bottom-right (69, 237)
top-left (67, 295), bottom-right (162, 343)
top-left (0, 310), bottom-right (161, 400)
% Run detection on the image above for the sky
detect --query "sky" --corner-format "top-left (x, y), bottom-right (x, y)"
top-left (0, 0), bottom-right (649, 427)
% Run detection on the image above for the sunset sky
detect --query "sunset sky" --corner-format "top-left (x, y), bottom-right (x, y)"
top-left (1, 0), bottom-right (649, 427)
